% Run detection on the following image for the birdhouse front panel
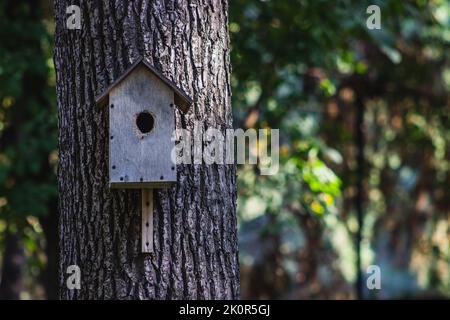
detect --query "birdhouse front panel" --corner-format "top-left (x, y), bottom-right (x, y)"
top-left (109, 65), bottom-right (176, 188)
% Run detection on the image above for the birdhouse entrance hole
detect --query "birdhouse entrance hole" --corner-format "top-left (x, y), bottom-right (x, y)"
top-left (136, 111), bottom-right (154, 135)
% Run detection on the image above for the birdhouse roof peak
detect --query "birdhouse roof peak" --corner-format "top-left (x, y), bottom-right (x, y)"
top-left (95, 57), bottom-right (192, 113)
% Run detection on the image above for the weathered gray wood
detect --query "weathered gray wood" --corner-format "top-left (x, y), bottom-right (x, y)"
top-left (95, 57), bottom-right (192, 113)
top-left (141, 189), bottom-right (153, 253)
top-left (109, 65), bottom-right (176, 188)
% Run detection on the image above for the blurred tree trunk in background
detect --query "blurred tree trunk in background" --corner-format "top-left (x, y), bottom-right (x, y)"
top-left (39, 204), bottom-right (59, 300)
top-left (0, 227), bottom-right (25, 299)
top-left (54, 0), bottom-right (239, 299)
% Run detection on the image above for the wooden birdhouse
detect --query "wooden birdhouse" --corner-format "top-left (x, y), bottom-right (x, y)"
top-left (95, 57), bottom-right (192, 189)
top-left (95, 57), bottom-right (192, 253)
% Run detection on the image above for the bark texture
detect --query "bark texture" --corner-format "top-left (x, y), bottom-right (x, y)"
top-left (54, 0), bottom-right (239, 299)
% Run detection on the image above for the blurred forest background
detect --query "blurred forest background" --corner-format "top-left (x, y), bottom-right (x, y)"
top-left (0, 0), bottom-right (449, 299)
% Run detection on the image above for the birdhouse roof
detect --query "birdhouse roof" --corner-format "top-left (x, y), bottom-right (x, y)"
top-left (95, 57), bottom-right (192, 113)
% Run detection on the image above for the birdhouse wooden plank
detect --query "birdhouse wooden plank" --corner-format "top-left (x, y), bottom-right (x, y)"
top-left (95, 57), bottom-right (192, 189)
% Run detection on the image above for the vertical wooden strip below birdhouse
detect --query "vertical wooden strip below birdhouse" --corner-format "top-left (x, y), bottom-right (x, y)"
top-left (141, 189), bottom-right (153, 253)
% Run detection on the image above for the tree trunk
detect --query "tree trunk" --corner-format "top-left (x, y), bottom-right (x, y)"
top-left (54, 0), bottom-right (239, 299)
top-left (0, 227), bottom-right (25, 300)
top-left (39, 202), bottom-right (59, 300)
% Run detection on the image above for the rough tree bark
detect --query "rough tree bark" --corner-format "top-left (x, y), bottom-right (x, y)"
top-left (54, 0), bottom-right (239, 299)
